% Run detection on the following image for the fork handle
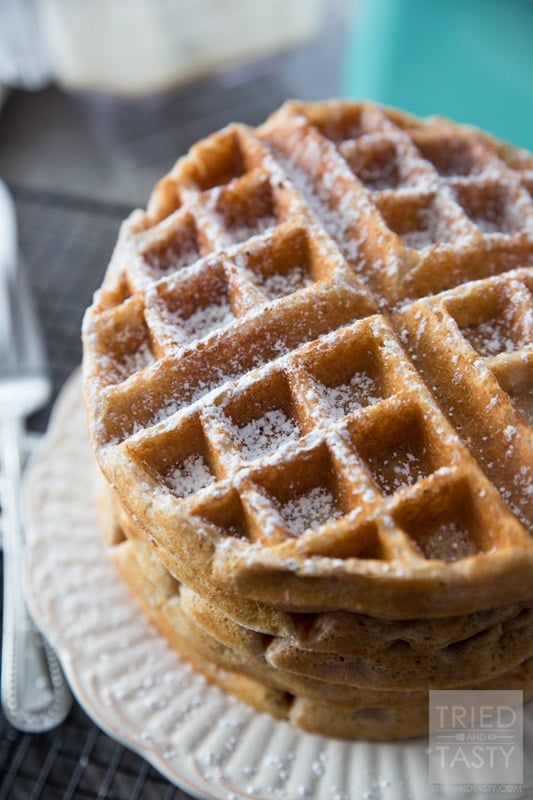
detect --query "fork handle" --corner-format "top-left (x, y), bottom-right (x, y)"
top-left (1, 416), bottom-right (71, 731)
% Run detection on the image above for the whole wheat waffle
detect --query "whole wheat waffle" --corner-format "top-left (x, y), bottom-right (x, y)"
top-left (83, 100), bottom-right (533, 619)
top-left (395, 267), bottom-right (533, 532)
top-left (182, 586), bottom-right (533, 690)
top-left (104, 478), bottom-right (533, 659)
top-left (105, 489), bottom-right (533, 691)
top-left (104, 509), bottom-right (533, 740)
top-left (84, 99), bottom-right (533, 738)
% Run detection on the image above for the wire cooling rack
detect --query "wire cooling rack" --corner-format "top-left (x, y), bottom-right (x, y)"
top-left (0, 188), bottom-right (191, 799)
top-left (11, 187), bottom-right (130, 432)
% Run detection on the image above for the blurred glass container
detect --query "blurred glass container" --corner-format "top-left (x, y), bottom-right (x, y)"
top-left (342, 0), bottom-right (533, 149)
top-left (0, 0), bottom-right (323, 97)
top-left (0, 0), bottom-right (51, 90)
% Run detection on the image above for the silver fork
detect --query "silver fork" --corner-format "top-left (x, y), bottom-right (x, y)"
top-left (0, 179), bottom-right (71, 731)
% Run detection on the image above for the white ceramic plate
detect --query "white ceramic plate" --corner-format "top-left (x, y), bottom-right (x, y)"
top-left (24, 372), bottom-right (533, 800)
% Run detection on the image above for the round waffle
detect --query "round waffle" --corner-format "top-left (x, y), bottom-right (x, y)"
top-left (83, 99), bottom-right (533, 738)
top-left (84, 100), bottom-right (533, 618)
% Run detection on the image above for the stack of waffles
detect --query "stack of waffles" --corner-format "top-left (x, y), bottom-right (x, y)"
top-left (82, 100), bottom-right (533, 740)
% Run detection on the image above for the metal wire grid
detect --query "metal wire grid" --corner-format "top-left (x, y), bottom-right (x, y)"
top-left (12, 187), bottom-right (130, 431)
top-left (0, 189), bottom-right (192, 799)
top-left (0, 687), bottom-right (186, 800)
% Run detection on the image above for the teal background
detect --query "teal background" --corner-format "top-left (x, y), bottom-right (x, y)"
top-left (341, 0), bottom-right (533, 149)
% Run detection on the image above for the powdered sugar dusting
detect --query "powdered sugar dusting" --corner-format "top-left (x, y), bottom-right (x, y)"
top-left (114, 341), bottom-right (153, 382)
top-left (260, 265), bottom-right (313, 299)
top-left (401, 228), bottom-right (434, 250)
top-left (352, 153), bottom-right (399, 191)
top-left (369, 449), bottom-right (426, 495)
top-left (228, 215), bottom-right (277, 244)
top-left (399, 206), bottom-right (451, 250)
top-left (269, 152), bottom-right (362, 267)
top-left (176, 299), bottom-right (236, 343)
top-left (231, 409), bottom-right (299, 460)
top-left (461, 317), bottom-right (518, 357)
top-left (320, 372), bottom-right (382, 418)
top-left (474, 217), bottom-right (501, 234)
top-left (416, 138), bottom-right (478, 178)
top-left (147, 242), bottom-right (200, 278)
top-left (460, 192), bottom-right (513, 234)
top-left (280, 487), bottom-right (341, 536)
top-left (165, 454), bottom-right (214, 497)
top-left (418, 520), bottom-right (477, 562)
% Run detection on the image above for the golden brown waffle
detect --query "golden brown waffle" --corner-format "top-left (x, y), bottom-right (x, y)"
top-left (107, 479), bottom-right (533, 658)
top-left (83, 101), bottom-right (533, 618)
top-left (103, 508), bottom-right (533, 740)
top-left (181, 586), bottom-right (533, 690)
top-left (394, 267), bottom-right (533, 532)
top-left (106, 490), bottom-right (533, 691)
